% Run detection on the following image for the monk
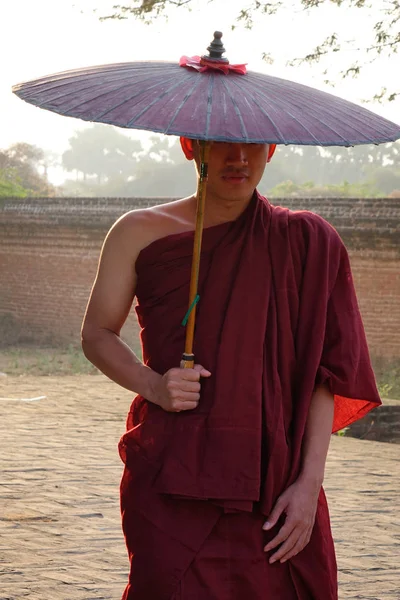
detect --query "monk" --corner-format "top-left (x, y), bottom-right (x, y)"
top-left (81, 138), bottom-right (381, 600)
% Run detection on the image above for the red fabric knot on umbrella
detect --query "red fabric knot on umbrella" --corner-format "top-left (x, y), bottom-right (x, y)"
top-left (179, 55), bottom-right (247, 75)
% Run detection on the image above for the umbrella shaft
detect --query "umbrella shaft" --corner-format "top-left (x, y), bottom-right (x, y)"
top-left (182, 141), bottom-right (211, 369)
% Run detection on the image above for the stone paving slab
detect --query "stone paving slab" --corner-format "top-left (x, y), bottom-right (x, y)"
top-left (0, 375), bottom-right (399, 600)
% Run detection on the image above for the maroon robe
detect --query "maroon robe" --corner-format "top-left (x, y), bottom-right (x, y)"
top-left (119, 192), bottom-right (381, 599)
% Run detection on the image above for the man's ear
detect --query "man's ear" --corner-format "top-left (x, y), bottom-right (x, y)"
top-left (180, 137), bottom-right (194, 160)
top-left (267, 144), bottom-right (277, 163)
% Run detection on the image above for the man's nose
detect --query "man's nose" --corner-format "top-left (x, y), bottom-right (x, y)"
top-left (225, 143), bottom-right (248, 165)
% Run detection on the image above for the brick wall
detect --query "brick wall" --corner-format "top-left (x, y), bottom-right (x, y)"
top-left (1, 196), bottom-right (399, 360)
top-left (0, 198), bottom-right (160, 351)
top-left (345, 401), bottom-right (400, 444)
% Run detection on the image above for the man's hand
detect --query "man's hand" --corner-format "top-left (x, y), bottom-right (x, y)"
top-left (152, 364), bottom-right (211, 412)
top-left (263, 477), bottom-right (321, 564)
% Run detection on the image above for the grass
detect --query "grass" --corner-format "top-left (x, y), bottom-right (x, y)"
top-left (0, 340), bottom-right (144, 377)
top-left (0, 345), bottom-right (99, 376)
top-left (0, 346), bottom-right (399, 401)
top-left (373, 358), bottom-right (400, 400)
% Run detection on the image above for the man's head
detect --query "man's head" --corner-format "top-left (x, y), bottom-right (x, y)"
top-left (180, 138), bottom-right (276, 203)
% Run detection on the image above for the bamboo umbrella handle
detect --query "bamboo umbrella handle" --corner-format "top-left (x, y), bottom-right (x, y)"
top-left (181, 140), bottom-right (211, 369)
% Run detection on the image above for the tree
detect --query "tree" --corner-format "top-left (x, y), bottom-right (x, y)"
top-left (0, 171), bottom-right (28, 198)
top-left (0, 143), bottom-right (56, 197)
top-left (100, 0), bottom-right (399, 102)
top-left (61, 131), bottom-right (196, 197)
top-left (370, 165), bottom-right (400, 194)
top-left (62, 124), bottom-right (143, 184)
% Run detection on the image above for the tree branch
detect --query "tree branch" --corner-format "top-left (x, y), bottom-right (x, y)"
top-left (96, 0), bottom-right (399, 102)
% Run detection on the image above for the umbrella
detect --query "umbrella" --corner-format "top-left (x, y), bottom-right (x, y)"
top-left (12, 31), bottom-right (400, 367)
top-left (12, 32), bottom-right (400, 146)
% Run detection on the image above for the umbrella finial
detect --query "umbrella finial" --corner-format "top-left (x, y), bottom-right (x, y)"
top-left (204, 31), bottom-right (229, 63)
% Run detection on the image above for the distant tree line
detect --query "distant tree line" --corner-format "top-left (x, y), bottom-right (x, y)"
top-left (2, 124), bottom-right (400, 199)
top-left (60, 125), bottom-right (400, 198)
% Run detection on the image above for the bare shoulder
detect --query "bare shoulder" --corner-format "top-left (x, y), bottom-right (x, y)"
top-left (106, 197), bottom-right (195, 259)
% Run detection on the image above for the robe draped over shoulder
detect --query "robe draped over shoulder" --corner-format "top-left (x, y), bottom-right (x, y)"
top-left (119, 192), bottom-right (381, 600)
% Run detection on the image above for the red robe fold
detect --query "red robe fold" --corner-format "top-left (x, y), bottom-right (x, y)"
top-left (119, 192), bottom-right (381, 599)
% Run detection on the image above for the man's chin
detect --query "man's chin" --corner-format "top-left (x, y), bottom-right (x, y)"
top-left (213, 187), bottom-right (255, 204)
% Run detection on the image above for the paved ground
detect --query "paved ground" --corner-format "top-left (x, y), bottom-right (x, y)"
top-left (0, 375), bottom-right (399, 600)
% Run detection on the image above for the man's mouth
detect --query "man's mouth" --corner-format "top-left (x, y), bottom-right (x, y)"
top-left (221, 172), bottom-right (249, 184)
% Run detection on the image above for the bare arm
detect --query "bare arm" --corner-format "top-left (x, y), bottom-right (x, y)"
top-left (81, 213), bottom-right (154, 396)
top-left (81, 212), bottom-right (210, 411)
top-left (263, 384), bottom-right (334, 563)
top-left (298, 384), bottom-right (335, 487)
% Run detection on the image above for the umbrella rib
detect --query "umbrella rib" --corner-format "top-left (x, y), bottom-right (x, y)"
top-left (304, 100), bottom-right (392, 143)
top-left (219, 77), bottom-right (249, 141)
top-left (246, 77), bottom-right (346, 144)
top-left (16, 69), bottom-right (139, 99)
top-left (30, 71), bottom-right (182, 114)
top-left (163, 77), bottom-right (205, 134)
top-left (89, 75), bottom-right (184, 121)
top-left (225, 76), bottom-right (288, 144)
top-left (205, 76), bottom-right (214, 138)
top-left (221, 74), bottom-right (330, 145)
top-left (15, 62), bottom-right (174, 95)
top-left (255, 99), bottom-right (325, 145)
top-left (247, 77), bottom-right (352, 145)
top-left (248, 73), bottom-right (386, 143)
top-left (125, 78), bottom-right (194, 128)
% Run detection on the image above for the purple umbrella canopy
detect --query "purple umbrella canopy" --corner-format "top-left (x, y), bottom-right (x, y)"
top-left (13, 31), bottom-right (400, 146)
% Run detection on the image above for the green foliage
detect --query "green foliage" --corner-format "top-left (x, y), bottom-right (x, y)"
top-left (0, 143), bottom-right (56, 197)
top-left (268, 179), bottom-right (382, 198)
top-left (0, 172), bottom-right (28, 198)
top-left (337, 428), bottom-right (349, 437)
top-left (374, 360), bottom-right (400, 400)
top-left (332, 357), bottom-right (400, 439)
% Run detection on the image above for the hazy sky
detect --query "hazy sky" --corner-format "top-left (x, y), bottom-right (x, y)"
top-left (2, 0), bottom-right (399, 166)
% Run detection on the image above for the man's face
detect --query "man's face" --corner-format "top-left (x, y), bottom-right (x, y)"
top-left (192, 141), bottom-right (269, 202)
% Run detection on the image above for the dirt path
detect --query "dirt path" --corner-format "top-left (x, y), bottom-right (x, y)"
top-left (0, 375), bottom-right (399, 599)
